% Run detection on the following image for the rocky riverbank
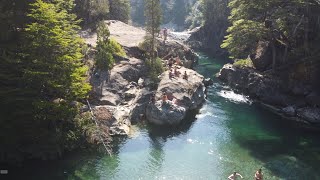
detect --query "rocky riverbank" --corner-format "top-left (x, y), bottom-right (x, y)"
top-left (84, 20), bottom-right (207, 135)
top-left (217, 64), bottom-right (320, 129)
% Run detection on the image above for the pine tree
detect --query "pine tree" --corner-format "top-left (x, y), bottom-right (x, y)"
top-left (109, 0), bottom-right (130, 23)
top-left (25, 0), bottom-right (91, 100)
top-left (0, 0), bottom-right (92, 162)
top-left (144, 0), bottom-right (162, 62)
top-left (74, 0), bottom-right (109, 25)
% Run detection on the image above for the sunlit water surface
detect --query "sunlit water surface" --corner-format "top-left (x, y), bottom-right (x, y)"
top-left (13, 53), bottom-right (320, 180)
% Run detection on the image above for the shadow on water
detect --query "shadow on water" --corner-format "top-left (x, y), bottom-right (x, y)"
top-left (227, 105), bottom-right (320, 179)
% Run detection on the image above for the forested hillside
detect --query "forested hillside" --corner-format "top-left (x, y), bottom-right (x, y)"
top-left (220, 0), bottom-right (320, 88)
top-left (0, 0), bottom-right (127, 163)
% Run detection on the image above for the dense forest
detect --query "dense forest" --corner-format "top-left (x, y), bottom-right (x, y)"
top-left (1, 0), bottom-right (320, 165)
top-left (0, 0), bottom-right (129, 163)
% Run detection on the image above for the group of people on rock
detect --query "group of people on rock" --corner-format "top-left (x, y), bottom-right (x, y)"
top-left (167, 56), bottom-right (188, 81)
top-left (161, 92), bottom-right (179, 106)
top-left (228, 168), bottom-right (263, 180)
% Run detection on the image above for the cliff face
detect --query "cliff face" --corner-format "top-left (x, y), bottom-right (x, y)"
top-left (217, 64), bottom-right (320, 128)
top-left (187, 23), bottom-right (228, 57)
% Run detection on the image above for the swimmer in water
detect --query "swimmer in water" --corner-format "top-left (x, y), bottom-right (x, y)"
top-left (228, 171), bottom-right (243, 180)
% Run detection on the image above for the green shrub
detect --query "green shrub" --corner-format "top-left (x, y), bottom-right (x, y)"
top-left (109, 38), bottom-right (126, 57)
top-left (233, 58), bottom-right (253, 68)
top-left (145, 57), bottom-right (164, 85)
top-left (138, 38), bottom-right (153, 53)
top-left (95, 41), bottom-right (114, 70)
top-left (95, 23), bottom-right (126, 70)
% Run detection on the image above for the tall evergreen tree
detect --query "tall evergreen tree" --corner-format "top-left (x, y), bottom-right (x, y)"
top-left (109, 0), bottom-right (130, 23)
top-left (222, 0), bottom-right (320, 69)
top-left (144, 0), bottom-right (162, 61)
top-left (0, 0), bottom-right (92, 162)
top-left (74, 0), bottom-right (109, 26)
top-left (25, 0), bottom-right (91, 100)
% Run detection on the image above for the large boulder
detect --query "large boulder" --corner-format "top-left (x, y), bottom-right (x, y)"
top-left (146, 101), bottom-right (186, 125)
top-left (217, 64), bottom-right (288, 106)
top-left (129, 88), bottom-right (153, 123)
top-left (146, 67), bottom-right (205, 125)
top-left (90, 58), bottom-right (146, 105)
top-left (155, 67), bottom-right (205, 109)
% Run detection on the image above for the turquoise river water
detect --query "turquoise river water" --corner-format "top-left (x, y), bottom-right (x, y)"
top-left (12, 53), bottom-right (320, 180)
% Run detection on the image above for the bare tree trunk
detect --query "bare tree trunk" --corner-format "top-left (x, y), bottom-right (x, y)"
top-left (151, 0), bottom-right (155, 65)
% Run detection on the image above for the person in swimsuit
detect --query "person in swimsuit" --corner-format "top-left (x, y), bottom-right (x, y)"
top-left (255, 168), bottom-right (263, 180)
top-left (228, 171), bottom-right (243, 180)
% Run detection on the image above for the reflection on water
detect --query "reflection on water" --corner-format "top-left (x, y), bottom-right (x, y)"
top-left (11, 53), bottom-right (320, 180)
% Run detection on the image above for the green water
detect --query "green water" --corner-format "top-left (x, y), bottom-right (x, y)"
top-left (13, 53), bottom-right (320, 180)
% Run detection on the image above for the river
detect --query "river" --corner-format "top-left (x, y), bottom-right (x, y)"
top-left (13, 53), bottom-right (320, 180)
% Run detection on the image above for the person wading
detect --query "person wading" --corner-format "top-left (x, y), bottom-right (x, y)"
top-left (228, 171), bottom-right (243, 180)
top-left (254, 168), bottom-right (263, 180)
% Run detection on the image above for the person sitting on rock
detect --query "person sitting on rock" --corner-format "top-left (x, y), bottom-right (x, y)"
top-left (162, 93), bottom-right (168, 105)
top-left (175, 56), bottom-right (182, 66)
top-left (168, 57), bottom-right (173, 68)
top-left (174, 66), bottom-right (180, 77)
top-left (183, 71), bottom-right (188, 80)
top-left (172, 98), bottom-right (179, 105)
top-left (169, 68), bottom-right (174, 79)
top-left (150, 93), bottom-right (155, 104)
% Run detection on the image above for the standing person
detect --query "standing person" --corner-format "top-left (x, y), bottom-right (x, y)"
top-left (183, 71), bottom-right (188, 80)
top-left (255, 168), bottom-right (263, 180)
top-left (228, 171), bottom-right (243, 180)
top-left (163, 28), bottom-right (168, 44)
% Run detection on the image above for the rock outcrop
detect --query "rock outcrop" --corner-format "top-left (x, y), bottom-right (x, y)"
top-left (187, 24), bottom-right (228, 57)
top-left (217, 64), bottom-right (320, 127)
top-left (250, 41), bottom-right (272, 71)
top-left (157, 40), bottom-right (198, 69)
top-left (146, 67), bottom-right (205, 125)
top-left (89, 58), bottom-right (150, 135)
top-left (85, 20), bottom-right (207, 133)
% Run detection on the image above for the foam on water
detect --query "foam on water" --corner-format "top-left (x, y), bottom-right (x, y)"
top-left (217, 90), bottom-right (252, 104)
